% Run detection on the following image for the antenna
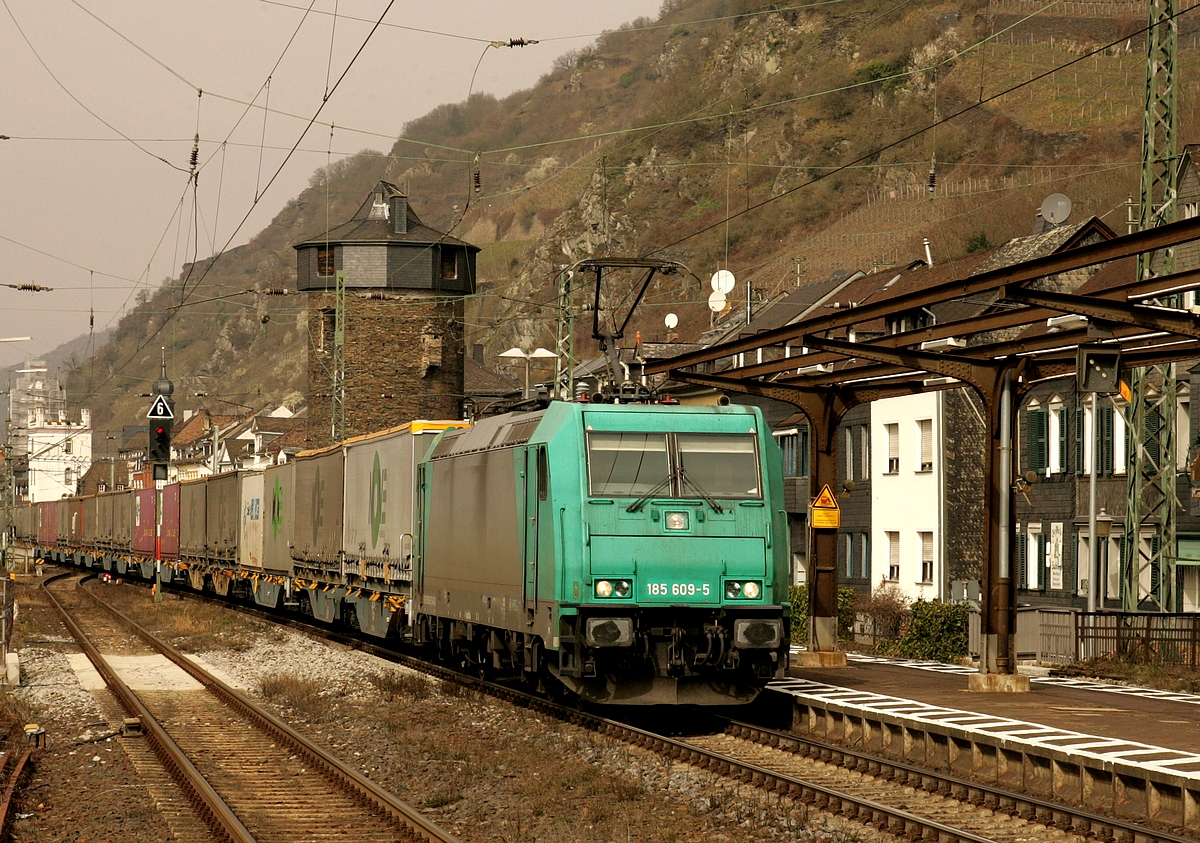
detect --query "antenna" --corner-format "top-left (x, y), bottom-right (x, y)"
top-left (664, 313), bottom-right (678, 329)
top-left (711, 270), bottom-right (736, 295)
top-left (707, 291), bottom-right (727, 312)
top-left (1040, 193), bottom-right (1073, 226)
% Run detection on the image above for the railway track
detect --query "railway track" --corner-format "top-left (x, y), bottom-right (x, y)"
top-left (122, 577), bottom-right (1195, 843)
top-left (41, 573), bottom-right (457, 843)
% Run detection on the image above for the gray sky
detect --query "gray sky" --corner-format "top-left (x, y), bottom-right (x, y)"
top-left (0, 0), bottom-right (663, 369)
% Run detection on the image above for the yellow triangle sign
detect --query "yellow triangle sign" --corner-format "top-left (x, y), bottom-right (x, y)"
top-left (812, 484), bottom-right (839, 510)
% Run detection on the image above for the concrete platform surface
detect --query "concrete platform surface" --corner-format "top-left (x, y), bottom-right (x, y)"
top-left (783, 653), bottom-right (1200, 756)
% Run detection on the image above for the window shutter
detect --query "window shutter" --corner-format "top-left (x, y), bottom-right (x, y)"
top-left (1057, 409), bottom-right (1068, 473)
top-left (861, 533), bottom-right (871, 580)
top-left (1017, 531), bottom-right (1027, 590)
top-left (1037, 532), bottom-right (1047, 591)
top-left (919, 419), bottom-right (933, 470)
top-left (1075, 407), bottom-right (1084, 475)
top-left (1026, 409), bottom-right (1048, 472)
top-left (1150, 534), bottom-right (1162, 598)
top-left (888, 425), bottom-right (899, 460)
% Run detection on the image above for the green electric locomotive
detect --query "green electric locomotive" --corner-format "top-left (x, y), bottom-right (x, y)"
top-left (414, 402), bottom-right (790, 705)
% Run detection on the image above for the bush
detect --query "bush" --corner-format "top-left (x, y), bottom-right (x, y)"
top-left (893, 600), bottom-right (969, 662)
top-left (854, 583), bottom-right (910, 646)
top-left (966, 231), bottom-right (992, 253)
top-left (789, 583), bottom-right (857, 644)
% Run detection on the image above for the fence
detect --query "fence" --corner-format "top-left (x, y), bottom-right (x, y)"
top-left (958, 607), bottom-right (1200, 667)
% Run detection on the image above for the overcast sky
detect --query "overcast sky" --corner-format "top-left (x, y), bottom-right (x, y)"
top-left (0, 0), bottom-right (663, 369)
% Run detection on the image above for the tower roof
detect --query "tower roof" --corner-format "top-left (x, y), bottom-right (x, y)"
top-left (293, 181), bottom-right (478, 250)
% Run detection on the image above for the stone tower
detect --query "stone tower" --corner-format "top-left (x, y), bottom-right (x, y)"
top-left (294, 182), bottom-right (479, 445)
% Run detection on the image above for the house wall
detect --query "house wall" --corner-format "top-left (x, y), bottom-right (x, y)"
top-left (837, 404), bottom-right (873, 593)
top-left (871, 392), bottom-right (942, 600)
top-left (942, 386), bottom-right (986, 586)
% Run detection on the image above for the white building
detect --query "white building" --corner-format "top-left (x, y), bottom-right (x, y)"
top-left (870, 392), bottom-right (944, 601)
top-left (26, 406), bottom-right (92, 502)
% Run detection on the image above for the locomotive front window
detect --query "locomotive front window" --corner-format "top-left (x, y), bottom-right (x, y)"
top-left (587, 433), bottom-right (670, 496)
top-left (677, 434), bottom-right (761, 499)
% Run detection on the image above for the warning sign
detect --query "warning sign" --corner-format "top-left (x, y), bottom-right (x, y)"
top-left (811, 483), bottom-right (840, 529)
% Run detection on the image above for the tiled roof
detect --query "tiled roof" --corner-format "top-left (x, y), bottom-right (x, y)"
top-left (464, 356), bottom-right (522, 396)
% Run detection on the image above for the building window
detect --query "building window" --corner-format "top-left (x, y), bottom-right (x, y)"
top-left (64, 467), bottom-right (73, 486)
top-left (843, 533), bottom-right (855, 578)
top-left (917, 419), bottom-right (932, 472)
top-left (860, 532), bottom-right (871, 580)
top-left (860, 426), bottom-right (870, 478)
top-left (440, 249), bottom-right (458, 280)
top-left (887, 531), bottom-right (900, 581)
top-left (1048, 398), bottom-right (1066, 474)
top-left (64, 437), bottom-right (72, 455)
top-left (317, 246), bottom-right (335, 277)
top-left (776, 431), bottom-right (799, 477)
top-left (919, 531), bottom-right (933, 583)
top-left (885, 423), bottom-right (899, 473)
top-left (844, 427), bottom-right (855, 481)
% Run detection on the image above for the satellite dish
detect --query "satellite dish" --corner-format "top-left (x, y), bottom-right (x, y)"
top-left (707, 290), bottom-right (727, 312)
top-left (664, 313), bottom-right (679, 329)
top-left (1041, 193), bottom-right (1073, 226)
top-left (711, 269), bottom-right (736, 295)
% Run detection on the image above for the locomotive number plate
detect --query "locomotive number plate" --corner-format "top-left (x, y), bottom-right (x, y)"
top-left (646, 582), bottom-right (711, 598)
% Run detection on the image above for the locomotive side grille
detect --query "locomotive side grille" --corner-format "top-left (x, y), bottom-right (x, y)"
top-left (502, 418), bottom-right (541, 445)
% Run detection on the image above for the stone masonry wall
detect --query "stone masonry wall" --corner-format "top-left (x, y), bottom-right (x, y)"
top-left (306, 292), bottom-right (464, 447)
top-left (942, 386), bottom-right (986, 583)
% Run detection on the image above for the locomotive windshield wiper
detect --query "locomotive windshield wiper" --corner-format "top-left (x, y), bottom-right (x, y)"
top-left (625, 474), bottom-right (674, 512)
top-left (679, 469), bottom-right (723, 514)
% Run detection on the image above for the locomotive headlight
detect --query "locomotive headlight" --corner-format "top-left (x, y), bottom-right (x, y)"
top-left (595, 579), bottom-right (631, 598)
top-left (724, 580), bottom-right (763, 599)
top-left (665, 511), bottom-right (689, 531)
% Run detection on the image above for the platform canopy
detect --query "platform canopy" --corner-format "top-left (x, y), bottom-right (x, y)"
top-left (644, 215), bottom-right (1200, 404)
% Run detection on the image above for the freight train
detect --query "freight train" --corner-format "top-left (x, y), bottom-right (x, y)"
top-left (11, 402), bottom-right (790, 705)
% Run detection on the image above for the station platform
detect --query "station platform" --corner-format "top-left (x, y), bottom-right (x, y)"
top-left (781, 652), bottom-right (1200, 757)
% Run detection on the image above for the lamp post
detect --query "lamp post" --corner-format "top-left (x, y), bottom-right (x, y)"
top-left (1094, 506), bottom-right (1114, 602)
top-left (499, 347), bottom-right (557, 398)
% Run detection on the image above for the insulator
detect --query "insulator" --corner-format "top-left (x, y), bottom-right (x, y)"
top-left (473, 170), bottom-right (482, 193)
top-left (927, 170), bottom-right (936, 193)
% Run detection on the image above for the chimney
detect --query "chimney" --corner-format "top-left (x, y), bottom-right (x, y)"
top-left (391, 195), bottom-right (408, 235)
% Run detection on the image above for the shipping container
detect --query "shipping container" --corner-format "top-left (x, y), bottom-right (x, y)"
top-left (160, 484), bottom-right (180, 560)
top-left (112, 490), bottom-right (133, 553)
top-left (262, 462), bottom-right (294, 572)
top-left (68, 498), bottom-right (85, 548)
top-left (179, 479), bottom-right (207, 560)
top-left (96, 491), bottom-right (115, 548)
top-left (206, 472), bottom-right (239, 563)
top-left (292, 443), bottom-right (344, 567)
top-left (82, 495), bottom-right (98, 548)
top-left (37, 501), bottom-right (57, 548)
top-left (238, 471), bottom-right (265, 569)
top-left (55, 500), bottom-right (69, 547)
top-left (134, 489), bottom-right (156, 557)
top-left (15, 503), bottom-right (37, 543)
top-left (342, 422), bottom-right (464, 582)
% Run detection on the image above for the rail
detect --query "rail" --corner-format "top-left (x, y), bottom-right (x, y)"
top-left (42, 573), bottom-right (258, 843)
top-left (76, 580), bottom-right (457, 843)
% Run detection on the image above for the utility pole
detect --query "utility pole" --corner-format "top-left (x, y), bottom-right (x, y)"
top-left (554, 267), bottom-right (575, 400)
top-left (331, 269), bottom-right (346, 443)
top-left (1124, 0), bottom-right (1179, 612)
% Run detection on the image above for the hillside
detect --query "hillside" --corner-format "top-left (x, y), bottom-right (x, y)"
top-left (65, 0), bottom-right (1200, 436)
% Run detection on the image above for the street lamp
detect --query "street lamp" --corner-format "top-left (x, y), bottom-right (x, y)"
top-left (499, 347), bottom-right (557, 398)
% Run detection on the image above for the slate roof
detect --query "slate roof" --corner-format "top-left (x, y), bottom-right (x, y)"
top-left (464, 357), bottom-right (523, 397)
top-left (294, 181), bottom-right (478, 250)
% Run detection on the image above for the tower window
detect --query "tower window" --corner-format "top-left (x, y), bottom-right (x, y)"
top-left (317, 247), bottom-right (335, 277)
top-left (440, 249), bottom-right (458, 280)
